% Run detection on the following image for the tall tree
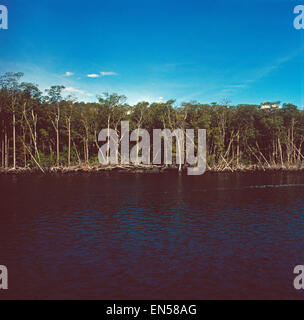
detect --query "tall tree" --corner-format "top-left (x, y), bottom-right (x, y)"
top-left (20, 82), bottom-right (42, 166)
top-left (45, 86), bottom-right (65, 167)
top-left (0, 72), bottom-right (24, 168)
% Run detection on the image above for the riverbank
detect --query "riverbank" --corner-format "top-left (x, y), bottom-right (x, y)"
top-left (1, 163), bottom-right (304, 175)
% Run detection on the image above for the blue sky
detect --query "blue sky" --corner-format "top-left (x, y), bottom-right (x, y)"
top-left (0, 0), bottom-right (303, 107)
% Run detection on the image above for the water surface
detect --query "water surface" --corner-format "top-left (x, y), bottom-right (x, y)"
top-left (1, 172), bottom-right (304, 299)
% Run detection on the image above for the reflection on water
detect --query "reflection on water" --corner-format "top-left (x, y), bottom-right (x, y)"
top-left (0, 172), bottom-right (304, 299)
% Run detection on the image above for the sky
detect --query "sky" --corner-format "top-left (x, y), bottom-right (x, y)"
top-left (0, 0), bottom-right (303, 107)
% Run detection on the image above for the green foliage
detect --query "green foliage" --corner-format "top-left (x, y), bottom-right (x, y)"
top-left (0, 72), bottom-right (304, 169)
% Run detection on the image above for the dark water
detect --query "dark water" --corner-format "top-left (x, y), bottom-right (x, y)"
top-left (1, 172), bottom-right (304, 300)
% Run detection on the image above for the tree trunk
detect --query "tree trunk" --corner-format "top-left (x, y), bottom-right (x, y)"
top-left (56, 126), bottom-right (60, 167)
top-left (1, 121), bottom-right (4, 168)
top-left (32, 111), bottom-right (39, 161)
top-left (107, 115), bottom-right (111, 163)
top-left (68, 119), bottom-right (71, 167)
top-left (237, 132), bottom-right (240, 167)
top-left (1, 138), bottom-right (4, 168)
top-left (13, 112), bottom-right (16, 169)
top-left (4, 127), bottom-right (8, 168)
top-left (56, 105), bottom-right (60, 166)
top-left (85, 126), bottom-right (89, 164)
top-left (49, 144), bottom-right (53, 163)
top-left (86, 138), bottom-right (89, 164)
top-left (23, 129), bottom-right (27, 167)
top-left (278, 137), bottom-right (284, 167)
top-left (73, 140), bottom-right (81, 165)
top-left (83, 140), bottom-right (87, 163)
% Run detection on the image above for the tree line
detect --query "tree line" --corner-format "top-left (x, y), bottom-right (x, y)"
top-left (0, 72), bottom-right (304, 170)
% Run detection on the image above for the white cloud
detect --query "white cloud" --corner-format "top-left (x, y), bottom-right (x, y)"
top-left (101, 71), bottom-right (118, 76)
top-left (65, 87), bottom-right (85, 94)
top-left (87, 74), bottom-right (100, 78)
top-left (64, 87), bottom-right (93, 97)
top-left (126, 94), bottom-right (166, 105)
top-left (65, 72), bottom-right (74, 77)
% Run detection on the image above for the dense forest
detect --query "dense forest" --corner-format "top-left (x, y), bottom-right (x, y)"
top-left (0, 72), bottom-right (304, 171)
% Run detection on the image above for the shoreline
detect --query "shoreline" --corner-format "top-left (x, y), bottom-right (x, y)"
top-left (1, 163), bottom-right (304, 175)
